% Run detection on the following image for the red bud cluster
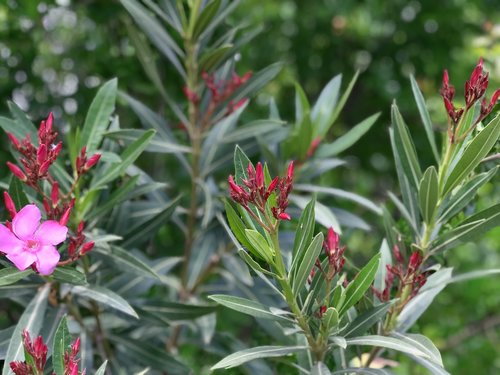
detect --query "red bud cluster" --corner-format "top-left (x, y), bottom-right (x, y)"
top-left (308, 227), bottom-right (346, 286)
top-left (7, 113), bottom-right (62, 187)
top-left (64, 337), bottom-right (85, 375)
top-left (10, 330), bottom-right (48, 375)
top-left (372, 246), bottom-right (427, 304)
top-left (228, 161), bottom-right (294, 231)
top-left (440, 58), bottom-right (500, 142)
top-left (75, 146), bottom-right (101, 176)
top-left (67, 220), bottom-right (94, 260)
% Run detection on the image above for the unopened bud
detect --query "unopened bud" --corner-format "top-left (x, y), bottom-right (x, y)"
top-left (84, 153), bottom-right (101, 171)
top-left (6, 133), bottom-right (20, 150)
top-left (255, 162), bottom-right (264, 188)
top-left (6, 162), bottom-right (27, 181)
top-left (38, 160), bottom-right (51, 175)
top-left (80, 241), bottom-right (94, 255)
top-left (51, 182), bottom-right (59, 208)
top-left (59, 205), bottom-right (73, 226)
top-left (287, 161), bottom-right (295, 181)
top-left (45, 112), bottom-right (53, 134)
top-left (278, 212), bottom-right (291, 221)
top-left (3, 192), bottom-right (17, 219)
top-left (37, 144), bottom-right (47, 165)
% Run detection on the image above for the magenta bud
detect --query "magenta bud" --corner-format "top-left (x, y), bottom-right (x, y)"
top-left (278, 212), bottom-right (291, 221)
top-left (80, 241), bottom-right (94, 255)
top-left (255, 162), bottom-right (264, 188)
top-left (37, 144), bottom-right (47, 165)
top-left (84, 153), bottom-right (101, 170)
top-left (59, 205), bottom-right (73, 226)
top-left (45, 112), bottom-right (53, 134)
top-left (51, 182), bottom-right (59, 208)
top-left (287, 161), bottom-right (295, 181)
top-left (7, 132), bottom-right (20, 150)
top-left (6, 162), bottom-right (27, 181)
top-left (38, 160), bottom-right (51, 175)
top-left (3, 192), bottom-right (17, 219)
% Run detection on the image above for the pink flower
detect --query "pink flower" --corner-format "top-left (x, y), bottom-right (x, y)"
top-left (0, 204), bottom-right (67, 275)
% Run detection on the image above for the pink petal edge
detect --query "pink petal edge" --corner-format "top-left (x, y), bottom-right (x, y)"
top-left (35, 245), bottom-right (60, 275)
top-left (12, 204), bottom-right (41, 241)
top-left (35, 220), bottom-right (68, 246)
top-left (0, 224), bottom-right (24, 254)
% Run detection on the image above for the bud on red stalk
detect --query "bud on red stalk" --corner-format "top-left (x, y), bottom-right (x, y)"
top-left (42, 199), bottom-right (50, 215)
top-left (393, 245), bottom-right (404, 265)
top-left (287, 161), bottom-right (294, 181)
top-left (51, 182), bottom-right (59, 208)
top-left (255, 162), bottom-right (264, 188)
top-left (80, 242), bottom-right (94, 255)
top-left (7, 133), bottom-right (20, 150)
top-left (3, 192), bottom-right (17, 219)
top-left (84, 153), bottom-right (101, 170)
top-left (52, 142), bottom-right (62, 158)
top-left (38, 160), bottom-right (51, 175)
top-left (407, 251), bottom-right (423, 275)
top-left (59, 205), bottom-right (73, 226)
top-left (278, 212), bottom-right (291, 221)
top-left (36, 144), bottom-right (47, 165)
top-left (6, 162), bottom-right (27, 181)
top-left (45, 112), bottom-right (53, 134)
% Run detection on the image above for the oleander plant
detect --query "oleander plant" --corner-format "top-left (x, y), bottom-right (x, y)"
top-left (0, 1), bottom-right (498, 374)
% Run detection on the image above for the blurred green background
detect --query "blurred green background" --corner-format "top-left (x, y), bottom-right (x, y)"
top-left (0, 0), bottom-right (498, 373)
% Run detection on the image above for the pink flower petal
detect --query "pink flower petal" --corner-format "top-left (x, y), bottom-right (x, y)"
top-left (35, 220), bottom-right (68, 246)
top-left (6, 250), bottom-right (37, 271)
top-left (12, 204), bottom-right (41, 241)
top-left (0, 224), bottom-right (24, 254)
top-left (35, 245), bottom-right (60, 275)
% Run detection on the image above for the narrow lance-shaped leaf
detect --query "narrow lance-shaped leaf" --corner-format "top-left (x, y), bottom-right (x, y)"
top-left (91, 129), bottom-right (155, 189)
top-left (3, 284), bottom-right (49, 375)
top-left (208, 295), bottom-right (290, 323)
top-left (79, 78), bottom-right (117, 153)
top-left (346, 335), bottom-right (433, 361)
top-left (339, 253), bottom-right (380, 316)
top-left (312, 74), bottom-right (342, 137)
top-left (316, 112), bottom-right (380, 157)
top-left (410, 75), bottom-right (440, 163)
top-left (52, 316), bottom-right (71, 375)
top-left (71, 285), bottom-right (138, 319)
top-left (418, 166), bottom-right (439, 224)
top-left (0, 268), bottom-right (33, 287)
top-left (391, 103), bottom-right (422, 189)
top-left (292, 232), bottom-right (324, 297)
top-left (442, 114), bottom-right (500, 195)
top-left (211, 345), bottom-right (307, 370)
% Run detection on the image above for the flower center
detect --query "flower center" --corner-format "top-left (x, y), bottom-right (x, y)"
top-left (26, 239), bottom-right (39, 252)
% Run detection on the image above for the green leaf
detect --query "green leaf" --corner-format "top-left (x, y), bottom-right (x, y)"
top-left (120, 0), bottom-right (186, 78)
top-left (294, 82), bottom-right (311, 124)
top-left (322, 307), bottom-right (339, 332)
top-left (122, 196), bottom-right (180, 247)
top-left (211, 345), bottom-right (307, 370)
top-left (311, 362), bottom-right (332, 375)
top-left (3, 284), bottom-right (49, 375)
top-left (373, 239), bottom-right (392, 300)
top-left (7, 101), bottom-right (38, 143)
top-left (80, 78), bottom-right (117, 153)
top-left (397, 268), bottom-right (452, 331)
top-left (238, 249), bottom-right (276, 276)
top-left (94, 360), bottom-right (108, 375)
top-left (105, 129), bottom-right (191, 153)
top-left (291, 232), bottom-right (324, 297)
top-left (410, 75), bottom-right (439, 163)
top-left (290, 196), bottom-right (316, 270)
top-left (439, 167), bottom-right (497, 222)
top-left (208, 295), bottom-right (290, 323)
top-left (71, 285), bottom-right (138, 318)
top-left (224, 201), bottom-right (254, 251)
top-left (431, 203), bottom-right (500, 253)
top-left (92, 129), bottom-right (155, 189)
top-left (339, 253), bottom-right (380, 316)
top-left (94, 245), bottom-right (160, 280)
top-left (111, 335), bottom-right (189, 374)
top-left (199, 44), bottom-right (233, 72)
top-left (392, 332), bottom-right (443, 366)
top-left (0, 268), bottom-right (32, 286)
top-left (346, 335), bottom-right (433, 361)
top-left (52, 316), bottom-right (71, 375)
top-left (341, 302), bottom-right (394, 337)
top-left (192, 0), bottom-right (221, 38)
top-left (330, 369), bottom-right (393, 375)
top-left (233, 145), bottom-right (252, 184)
top-left (245, 229), bottom-right (275, 263)
top-left (8, 177), bottom-right (30, 209)
top-left (51, 267), bottom-right (87, 285)
top-left (449, 268), bottom-right (500, 283)
top-left (291, 195), bottom-right (341, 234)
top-left (294, 184), bottom-right (382, 215)
top-left (443, 114), bottom-right (500, 195)
top-left (391, 103), bottom-right (422, 189)
top-left (418, 166), bottom-right (439, 224)
top-left (139, 300), bottom-right (215, 321)
top-left (316, 113), bottom-right (380, 157)
top-left (197, 0), bottom-right (241, 40)
top-left (312, 74), bottom-right (342, 137)
top-left (327, 70), bottom-right (360, 137)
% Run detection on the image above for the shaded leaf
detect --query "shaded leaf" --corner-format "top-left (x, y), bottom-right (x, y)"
top-left (71, 285), bottom-right (138, 318)
top-left (52, 316), bottom-right (71, 375)
top-left (418, 166), bottom-right (439, 224)
top-left (209, 295), bottom-right (290, 323)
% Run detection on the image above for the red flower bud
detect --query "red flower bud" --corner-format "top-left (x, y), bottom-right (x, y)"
top-left (393, 245), bottom-right (404, 265)
top-left (277, 212), bottom-right (291, 221)
top-left (36, 144), bottom-right (47, 165)
top-left (287, 161), bottom-right (294, 181)
top-left (3, 192), bottom-right (17, 219)
top-left (52, 142), bottom-right (62, 158)
top-left (38, 160), bottom-right (51, 175)
top-left (255, 162), bottom-right (264, 188)
top-left (407, 251), bottom-right (423, 275)
top-left (7, 132), bottom-right (20, 150)
top-left (45, 112), bottom-right (53, 135)
top-left (59, 205), bottom-right (73, 226)
top-left (80, 241), bottom-right (94, 255)
top-left (42, 198), bottom-right (50, 215)
top-left (6, 162), bottom-right (27, 181)
top-left (84, 153), bottom-right (101, 170)
top-left (51, 182), bottom-right (59, 208)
